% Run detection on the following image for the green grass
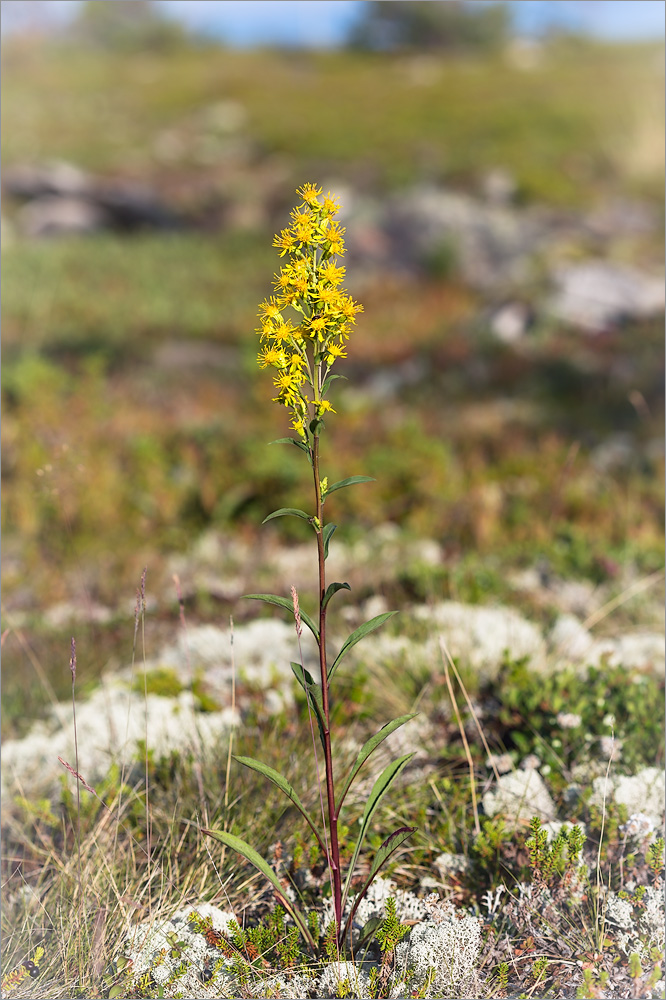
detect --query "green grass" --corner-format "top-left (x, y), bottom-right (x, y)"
top-left (2, 39), bottom-right (663, 204)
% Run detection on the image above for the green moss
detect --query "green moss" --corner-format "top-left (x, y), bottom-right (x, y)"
top-left (133, 667), bottom-right (184, 699)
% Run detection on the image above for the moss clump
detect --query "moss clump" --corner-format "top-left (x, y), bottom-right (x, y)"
top-left (132, 667), bottom-right (184, 699)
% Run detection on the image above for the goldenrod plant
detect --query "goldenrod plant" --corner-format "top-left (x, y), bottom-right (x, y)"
top-left (203, 184), bottom-right (416, 950)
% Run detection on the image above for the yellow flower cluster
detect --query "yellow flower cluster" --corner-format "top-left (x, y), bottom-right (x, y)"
top-left (256, 183), bottom-right (363, 439)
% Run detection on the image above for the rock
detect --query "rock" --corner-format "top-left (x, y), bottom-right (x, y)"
top-left (380, 185), bottom-right (536, 288)
top-left (5, 161), bottom-right (182, 236)
top-left (548, 260), bottom-right (665, 332)
top-left (3, 160), bottom-right (92, 200)
top-left (482, 768), bottom-right (556, 827)
top-left (585, 199), bottom-right (659, 239)
top-left (489, 301), bottom-right (532, 343)
top-left (18, 196), bottom-right (110, 237)
top-left (91, 180), bottom-right (180, 230)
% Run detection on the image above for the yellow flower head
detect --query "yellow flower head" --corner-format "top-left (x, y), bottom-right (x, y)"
top-left (341, 296), bottom-right (363, 322)
top-left (326, 343), bottom-right (347, 364)
top-left (316, 399), bottom-right (336, 415)
top-left (297, 182), bottom-right (323, 208)
top-left (308, 316), bottom-right (327, 339)
top-left (318, 286), bottom-right (343, 310)
top-left (257, 346), bottom-right (289, 369)
top-left (291, 210), bottom-right (317, 246)
top-left (324, 221), bottom-right (346, 255)
top-left (271, 320), bottom-right (295, 344)
top-left (322, 192), bottom-right (340, 216)
top-left (273, 228), bottom-right (296, 256)
top-left (258, 184), bottom-right (362, 435)
top-left (259, 298), bottom-right (283, 323)
top-left (320, 260), bottom-right (346, 286)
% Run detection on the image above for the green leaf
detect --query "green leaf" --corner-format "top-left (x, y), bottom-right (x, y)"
top-left (324, 476), bottom-right (375, 499)
top-left (268, 437), bottom-right (310, 456)
top-left (323, 523), bottom-right (336, 560)
top-left (262, 508), bottom-right (311, 523)
top-left (290, 662), bottom-right (326, 753)
top-left (342, 827), bottom-right (416, 945)
top-left (201, 828), bottom-right (315, 949)
top-left (341, 754), bottom-right (415, 913)
top-left (109, 989), bottom-right (125, 999)
top-left (321, 373), bottom-right (347, 395)
top-left (337, 714), bottom-right (418, 810)
top-left (329, 612), bottom-right (398, 680)
top-left (233, 755), bottom-right (325, 854)
top-left (354, 916), bottom-right (383, 952)
top-left (243, 594), bottom-right (319, 641)
top-left (322, 581), bottom-right (351, 610)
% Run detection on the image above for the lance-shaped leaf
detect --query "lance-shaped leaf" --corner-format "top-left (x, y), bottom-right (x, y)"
top-left (341, 753), bottom-right (415, 913)
top-left (328, 612), bottom-right (398, 681)
top-left (243, 594), bottom-right (319, 642)
top-left (323, 476), bottom-right (375, 500)
top-left (323, 523), bottom-right (336, 560)
top-left (233, 755), bottom-right (326, 856)
top-left (341, 827), bottom-right (416, 946)
top-left (262, 508), bottom-right (311, 524)
top-left (321, 372), bottom-right (347, 395)
top-left (337, 713), bottom-right (418, 813)
top-left (354, 916), bottom-right (383, 953)
top-left (322, 581), bottom-right (351, 611)
top-left (291, 662), bottom-right (327, 753)
top-left (268, 437), bottom-right (310, 458)
top-left (201, 828), bottom-right (315, 949)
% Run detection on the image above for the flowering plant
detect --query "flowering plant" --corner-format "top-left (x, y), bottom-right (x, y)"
top-left (204, 184), bottom-right (416, 951)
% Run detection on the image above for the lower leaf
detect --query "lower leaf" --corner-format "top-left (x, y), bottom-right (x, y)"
top-left (201, 828), bottom-right (315, 949)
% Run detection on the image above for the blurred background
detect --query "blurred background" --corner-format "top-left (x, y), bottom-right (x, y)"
top-left (2, 0), bottom-right (664, 735)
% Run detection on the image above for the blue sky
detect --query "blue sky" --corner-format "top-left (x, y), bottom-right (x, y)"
top-left (3, 0), bottom-right (665, 46)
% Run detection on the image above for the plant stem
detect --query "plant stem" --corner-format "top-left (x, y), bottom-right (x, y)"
top-left (312, 430), bottom-right (342, 932)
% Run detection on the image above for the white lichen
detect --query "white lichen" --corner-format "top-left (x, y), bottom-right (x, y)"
top-left (393, 899), bottom-right (481, 999)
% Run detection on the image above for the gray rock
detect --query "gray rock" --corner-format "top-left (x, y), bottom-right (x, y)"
top-left (18, 195), bottom-right (110, 237)
top-left (489, 301), bottom-right (532, 343)
top-left (548, 260), bottom-right (665, 332)
top-left (6, 161), bottom-right (182, 236)
top-left (3, 160), bottom-right (92, 199)
top-left (381, 185), bottom-right (536, 288)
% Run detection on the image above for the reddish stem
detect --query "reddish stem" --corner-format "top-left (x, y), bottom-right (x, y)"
top-left (312, 432), bottom-right (342, 932)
